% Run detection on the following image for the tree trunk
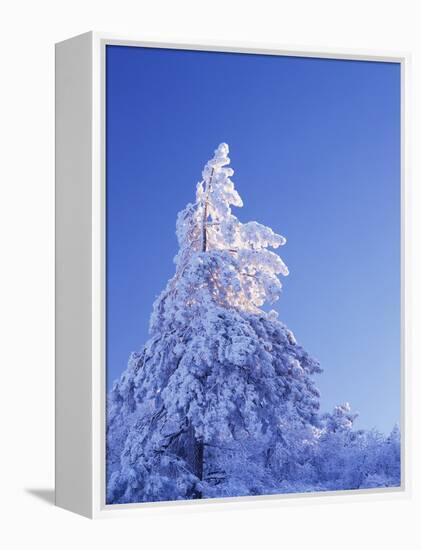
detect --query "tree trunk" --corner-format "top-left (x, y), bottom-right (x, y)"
top-left (170, 423), bottom-right (204, 498)
top-left (191, 433), bottom-right (204, 499)
top-left (202, 168), bottom-right (214, 252)
top-left (194, 438), bottom-right (204, 483)
top-left (179, 171), bottom-right (213, 496)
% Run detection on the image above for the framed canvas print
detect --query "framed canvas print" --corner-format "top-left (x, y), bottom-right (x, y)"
top-left (55, 32), bottom-right (410, 518)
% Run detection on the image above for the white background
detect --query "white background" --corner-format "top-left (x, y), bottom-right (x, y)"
top-left (0, 1), bottom-right (419, 548)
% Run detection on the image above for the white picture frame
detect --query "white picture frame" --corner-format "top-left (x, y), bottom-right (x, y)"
top-left (55, 31), bottom-right (411, 519)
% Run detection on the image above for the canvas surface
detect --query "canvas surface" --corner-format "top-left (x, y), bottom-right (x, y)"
top-left (105, 45), bottom-right (401, 505)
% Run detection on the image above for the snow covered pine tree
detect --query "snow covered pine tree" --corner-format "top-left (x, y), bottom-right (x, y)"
top-left (106, 143), bottom-right (400, 504)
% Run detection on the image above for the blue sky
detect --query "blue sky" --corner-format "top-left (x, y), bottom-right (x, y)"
top-left (106, 45), bottom-right (401, 433)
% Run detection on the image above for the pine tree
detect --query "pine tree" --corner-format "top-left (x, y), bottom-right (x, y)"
top-left (106, 143), bottom-right (322, 504)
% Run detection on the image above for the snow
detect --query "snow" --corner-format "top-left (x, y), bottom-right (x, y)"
top-left (106, 144), bottom-right (400, 504)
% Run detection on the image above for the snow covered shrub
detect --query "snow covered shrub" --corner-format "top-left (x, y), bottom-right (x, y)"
top-left (106, 144), bottom-right (400, 504)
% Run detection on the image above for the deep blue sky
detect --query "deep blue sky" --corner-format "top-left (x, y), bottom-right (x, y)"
top-left (106, 45), bottom-right (401, 433)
